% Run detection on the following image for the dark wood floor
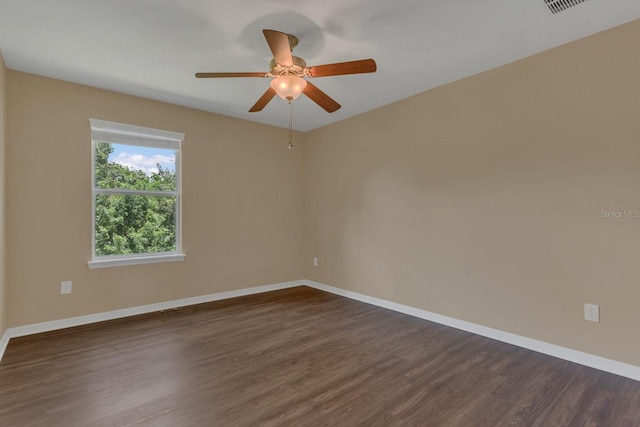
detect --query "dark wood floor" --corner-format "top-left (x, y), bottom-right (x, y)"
top-left (1, 286), bottom-right (639, 426)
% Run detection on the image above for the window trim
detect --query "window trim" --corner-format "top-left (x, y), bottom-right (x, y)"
top-left (88, 119), bottom-right (185, 269)
top-left (88, 253), bottom-right (185, 269)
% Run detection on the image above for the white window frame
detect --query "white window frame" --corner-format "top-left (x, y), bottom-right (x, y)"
top-left (88, 119), bottom-right (185, 269)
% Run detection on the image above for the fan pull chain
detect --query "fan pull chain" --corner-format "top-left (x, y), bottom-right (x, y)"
top-left (288, 101), bottom-right (295, 149)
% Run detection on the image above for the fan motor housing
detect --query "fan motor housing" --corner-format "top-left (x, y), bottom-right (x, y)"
top-left (270, 56), bottom-right (307, 77)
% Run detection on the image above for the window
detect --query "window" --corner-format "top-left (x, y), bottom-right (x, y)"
top-left (88, 119), bottom-right (185, 269)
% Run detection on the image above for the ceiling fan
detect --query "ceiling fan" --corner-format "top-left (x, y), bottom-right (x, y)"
top-left (196, 29), bottom-right (377, 113)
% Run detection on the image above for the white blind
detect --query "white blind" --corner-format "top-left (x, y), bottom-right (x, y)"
top-left (90, 119), bottom-right (184, 149)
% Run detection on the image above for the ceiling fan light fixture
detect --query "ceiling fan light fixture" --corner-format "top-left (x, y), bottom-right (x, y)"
top-left (270, 75), bottom-right (307, 102)
top-left (196, 29), bottom-right (376, 113)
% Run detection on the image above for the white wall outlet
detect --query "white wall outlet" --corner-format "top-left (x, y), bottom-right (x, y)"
top-left (61, 280), bottom-right (72, 295)
top-left (313, 257), bottom-right (318, 267)
top-left (584, 303), bottom-right (599, 322)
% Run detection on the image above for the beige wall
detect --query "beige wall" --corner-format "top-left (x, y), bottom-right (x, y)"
top-left (0, 50), bottom-right (6, 337)
top-left (6, 72), bottom-right (305, 326)
top-left (304, 20), bottom-right (640, 366)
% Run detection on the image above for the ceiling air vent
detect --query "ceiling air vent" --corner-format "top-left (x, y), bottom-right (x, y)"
top-left (544, 0), bottom-right (589, 14)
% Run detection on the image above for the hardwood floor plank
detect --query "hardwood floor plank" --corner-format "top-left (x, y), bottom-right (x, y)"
top-left (1, 286), bottom-right (639, 426)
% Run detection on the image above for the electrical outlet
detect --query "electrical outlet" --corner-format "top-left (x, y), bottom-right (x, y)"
top-left (313, 257), bottom-right (318, 267)
top-left (584, 303), bottom-right (599, 322)
top-left (61, 281), bottom-right (72, 295)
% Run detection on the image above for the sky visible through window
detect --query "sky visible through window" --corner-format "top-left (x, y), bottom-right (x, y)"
top-left (109, 144), bottom-right (175, 176)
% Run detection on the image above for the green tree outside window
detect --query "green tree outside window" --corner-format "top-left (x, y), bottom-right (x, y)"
top-left (94, 142), bottom-right (177, 256)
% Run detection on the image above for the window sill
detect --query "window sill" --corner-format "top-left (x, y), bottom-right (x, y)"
top-left (88, 253), bottom-right (185, 269)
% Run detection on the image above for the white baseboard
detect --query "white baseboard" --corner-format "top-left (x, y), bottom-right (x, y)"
top-left (3, 278), bottom-right (639, 382)
top-left (0, 329), bottom-right (10, 362)
top-left (0, 280), bottom-right (303, 362)
top-left (304, 280), bottom-right (640, 382)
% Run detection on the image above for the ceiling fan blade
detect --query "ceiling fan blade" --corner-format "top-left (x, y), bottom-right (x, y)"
top-left (303, 81), bottom-right (341, 113)
top-left (307, 59), bottom-right (377, 77)
top-left (249, 87), bottom-right (277, 112)
top-left (263, 29), bottom-right (293, 67)
top-left (196, 72), bottom-right (267, 78)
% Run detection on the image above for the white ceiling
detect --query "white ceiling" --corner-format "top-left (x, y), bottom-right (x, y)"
top-left (1, 0), bottom-right (639, 131)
